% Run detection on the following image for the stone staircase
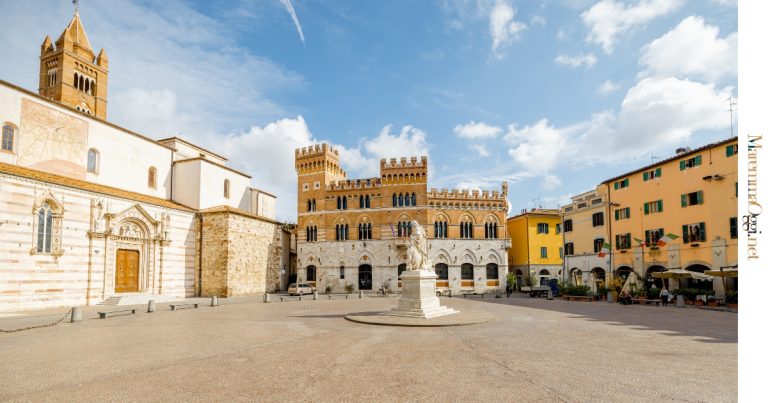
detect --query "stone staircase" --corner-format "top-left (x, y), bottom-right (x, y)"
top-left (97, 294), bottom-right (183, 306)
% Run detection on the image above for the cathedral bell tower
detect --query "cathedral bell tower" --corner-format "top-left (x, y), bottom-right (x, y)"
top-left (38, 9), bottom-right (108, 119)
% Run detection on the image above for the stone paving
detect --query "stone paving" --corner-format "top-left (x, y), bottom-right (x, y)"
top-left (0, 294), bottom-right (736, 402)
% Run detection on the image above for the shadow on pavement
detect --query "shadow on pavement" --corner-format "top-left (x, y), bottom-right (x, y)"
top-left (472, 294), bottom-right (737, 344)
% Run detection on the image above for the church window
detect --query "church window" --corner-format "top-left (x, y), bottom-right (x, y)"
top-left (2, 125), bottom-right (14, 152)
top-left (148, 167), bottom-right (157, 189)
top-left (85, 79), bottom-right (90, 94)
top-left (223, 179), bottom-right (230, 199)
top-left (36, 203), bottom-right (53, 253)
top-left (73, 72), bottom-right (78, 88)
top-left (411, 193), bottom-right (417, 206)
top-left (87, 148), bottom-right (99, 173)
top-left (398, 193), bottom-right (404, 207)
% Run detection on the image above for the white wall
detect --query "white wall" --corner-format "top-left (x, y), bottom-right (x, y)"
top-left (199, 161), bottom-right (250, 210)
top-left (172, 160), bottom-right (202, 209)
top-left (250, 189), bottom-right (277, 220)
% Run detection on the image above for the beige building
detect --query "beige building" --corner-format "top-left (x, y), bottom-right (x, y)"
top-left (0, 12), bottom-right (287, 311)
top-left (561, 189), bottom-right (610, 286)
top-left (295, 144), bottom-right (511, 294)
top-left (603, 138), bottom-right (738, 296)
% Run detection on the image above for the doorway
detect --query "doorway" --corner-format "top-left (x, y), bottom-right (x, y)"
top-left (358, 264), bottom-right (372, 290)
top-left (115, 249), bottom-right (139, 293)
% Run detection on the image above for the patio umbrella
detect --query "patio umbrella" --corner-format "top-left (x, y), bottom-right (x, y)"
top-left (704, 267), bottom-right (738, 297)
top-left (621, 272), bottom-right (641, 294)
top-left (651, 269), bottom-right (714, 281)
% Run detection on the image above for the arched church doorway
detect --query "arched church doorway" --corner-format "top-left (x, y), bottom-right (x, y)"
top-left (359, 264), bottom-right (372, 290)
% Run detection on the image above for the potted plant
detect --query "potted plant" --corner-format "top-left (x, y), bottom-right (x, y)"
top-left (345, 283), bottom-right (355, 294)
top-left (726, 290), bottom-right (738, 308)
top-left (325, 285), bottom-right (332, 294)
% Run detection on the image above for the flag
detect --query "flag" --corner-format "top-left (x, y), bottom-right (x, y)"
top-left (633, 237), bottom-right (646, 247)
top-left (389, 223), bottom-right (395, 237)
top-left (657, 233), bottom-right (679, 247)
top-left (598, 242), bottom-right (611, 258)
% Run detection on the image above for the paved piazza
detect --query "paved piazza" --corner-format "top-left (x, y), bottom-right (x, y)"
top-left (0, 295), bottom-right (736, 402)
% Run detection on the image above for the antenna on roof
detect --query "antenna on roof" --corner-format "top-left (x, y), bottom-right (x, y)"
top-left (532, 194), bottom-right (543, 209)
top-left (72, 0), bottom-right (79, 14)
top-left (725, 97), bottom-right (737, 137)
top-left (650, 154), bottom-right (659, 165)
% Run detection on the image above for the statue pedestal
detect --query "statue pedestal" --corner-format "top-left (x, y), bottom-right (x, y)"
top-left (389, 270), bottom-right (458, 319)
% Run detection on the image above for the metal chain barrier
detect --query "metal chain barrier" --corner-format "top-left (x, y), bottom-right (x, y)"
top-left (0, 308), bottom-right (73, 334)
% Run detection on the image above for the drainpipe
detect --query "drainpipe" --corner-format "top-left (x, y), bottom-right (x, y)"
top-left (197, 213), bottom-right (203, 297)
top-left (526, 215), bottom-right (531, 286)
top-left (606, 185), bottom-right (614, 283)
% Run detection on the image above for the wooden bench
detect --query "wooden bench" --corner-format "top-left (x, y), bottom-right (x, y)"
top-left (327, 294), bottom-right (350, 300)
top-left (98, 308), bottom-right (136, 319)
top-left (280, 296), bottom-right (302, 302)
top-left (169, 303), bottom-right (199, 311)
top-left (562, 295), bottom-right (594, 302)
top-left (631, 298), bottom-right (661, 306)
top-left (462, 293), bottom-right (485, 298)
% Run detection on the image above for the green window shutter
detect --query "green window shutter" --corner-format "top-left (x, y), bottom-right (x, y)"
top-left (700, 222), bottom-right (706, 241)
top-left (626, 208), bottom-right (630, 219)
top-left (697, 190), bottom-right (703, 204)
top-left (680, 160), bottom-right (686, 170)
top-left (624, 179), bottom-right (629, 187)
top-left (645, 230), bottom-right (650, 246)
top-left (643, 172), bottom-right (649, 181)
top-left (655, 168), bottom-right (662, 177)
top-left (614, 181), bottom-right (618, 190)
top-left (726, 145), bottom-right (733, 156)
top-left (658, 200), bottom-right (663, 212)
top-left (615, 210), bottom-right (619, 220)
top-left (644, 202), bottom-right (649, 215)
top-left (659, 228), bottom-right (664, 237)
top-left (682, 225), bottom-right (689, 243)
top-left (681, 194), bottom-right (687, 207)
top-left (695, 155), bottom-right (702, 166)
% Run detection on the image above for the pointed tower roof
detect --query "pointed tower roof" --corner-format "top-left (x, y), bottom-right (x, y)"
top-left (56, 11), bottom-right (94, 58)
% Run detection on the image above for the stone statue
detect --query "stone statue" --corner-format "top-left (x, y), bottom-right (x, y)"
top-left (93, 200), bottom-right (105, 232)
top-left (406, 220), bottom-right (432, 271)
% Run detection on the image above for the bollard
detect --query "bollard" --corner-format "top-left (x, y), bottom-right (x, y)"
top-left (495, 289), bottom-right (501, 298)
top-left (676, 295), bottom-right (684, 307)
top-left (70, 306), bottom-right (82, 323)
top-left (547, 289), bottom-right (554, 300)
top-left (147, 300), bottom-right (156, 313)
top-left (262, 294), bottom-right (269, 304)
top-left (448, 289), bottom-right (452, 298)
top-left (359, 290), bottom-right (364, 299)
top-left (606, 292), bottom-right (614, 303)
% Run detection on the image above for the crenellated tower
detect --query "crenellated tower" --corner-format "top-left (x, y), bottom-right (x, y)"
top-left (38, 11), bottom-right (108, 119)
top-left (295, 144), bottom-right (346, 214)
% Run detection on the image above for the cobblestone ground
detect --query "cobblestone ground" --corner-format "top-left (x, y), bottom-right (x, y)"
top-left (0, 294), bottom-right (736, 402)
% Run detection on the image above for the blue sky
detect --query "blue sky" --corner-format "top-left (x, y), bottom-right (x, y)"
top-left (0, 0), bottom-right (737, 220)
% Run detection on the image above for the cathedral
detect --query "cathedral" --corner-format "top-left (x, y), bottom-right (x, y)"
top-left (295, 144), bottom-right (511, 294)
top-left (0, 11), bottom-right (289, 311)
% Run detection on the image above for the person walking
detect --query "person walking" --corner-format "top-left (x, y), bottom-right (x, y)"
top-left (660, 287), bottom-right (670, 306)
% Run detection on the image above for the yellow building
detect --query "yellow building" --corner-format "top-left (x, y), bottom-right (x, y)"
top-left (561, 189), bottom-right (610, 286)
top-left (506, 209), bottom-right (563, 286)
top-left (602, 137), bottom-right (738, 296)
top-left (295, 144), bottom-right (510, 294)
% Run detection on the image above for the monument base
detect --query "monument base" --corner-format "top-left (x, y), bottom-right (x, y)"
top-left (388, 269), bottom-right (458, 319)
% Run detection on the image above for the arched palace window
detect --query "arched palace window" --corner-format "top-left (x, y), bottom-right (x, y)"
top-left (2, 124), bottom-right (14, 152)
top-left (36, 203), bottom-right (53, 253)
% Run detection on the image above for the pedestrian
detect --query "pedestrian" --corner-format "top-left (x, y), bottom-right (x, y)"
top-left (619, 290), bottom-right (632, 305)
top-left (506, 283), bottom-right (512, 298)
top-left (660, 287), bottom-right (670, 306)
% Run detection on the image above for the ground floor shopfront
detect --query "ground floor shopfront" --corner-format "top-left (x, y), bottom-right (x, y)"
top-left (297, 239), bottom-right (510, 294)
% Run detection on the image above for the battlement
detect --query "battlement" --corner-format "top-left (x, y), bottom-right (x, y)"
top-left (380, 156), bottom-right (428, 169)
top-left (326, 177), bottom-right (382, 191)
top-left (295, 143), bottom-right (340, 160)
top-left (427, 187), bottom-right (505, 201)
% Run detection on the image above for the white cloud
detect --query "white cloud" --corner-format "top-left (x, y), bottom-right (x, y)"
top-left (504, 77), bottom-right (733, 172)
top-left (581, 0), bottom-right (685, 53)
top-left (597, 79), bottom-right (621, 94)
top-left (468, 144), bottom-right (491, 157)
top-left (216, 116), bottom-right (316, 221)
top-left (530, 15), bottom-right (546, 27)
top-left (489, 0), bottom-right (527, 59)
top-left (542, 175), bottom-right (563, 190)
top-left (710, 0), bottom-right (736, 6)
top-left (453, 121), bottom-right (503, 139)
top-left (555, 53), bottom-right (598, 68)
top-left (639, 16), bottom-right (737, 82)
top-left (279, 0), bottom-right (306, 44)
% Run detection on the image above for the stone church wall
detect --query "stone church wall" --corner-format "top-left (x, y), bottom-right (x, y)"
top-left (200, 209), bottom-right (282, 297)
top-left (0, 173), bottom-right (197, 311)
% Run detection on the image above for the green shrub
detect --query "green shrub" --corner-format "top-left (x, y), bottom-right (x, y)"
top-left (345, 284), bottom-right (355, 294)
top-left (647, 287), bottom-right (661, 299)
top-left (726, 290), bottom-right (738, 304)
top-left (563, 285), bottom-right (590, 296)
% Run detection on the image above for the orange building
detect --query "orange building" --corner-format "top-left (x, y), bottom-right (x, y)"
top-left (295, 144), bottom-right (510, 294)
